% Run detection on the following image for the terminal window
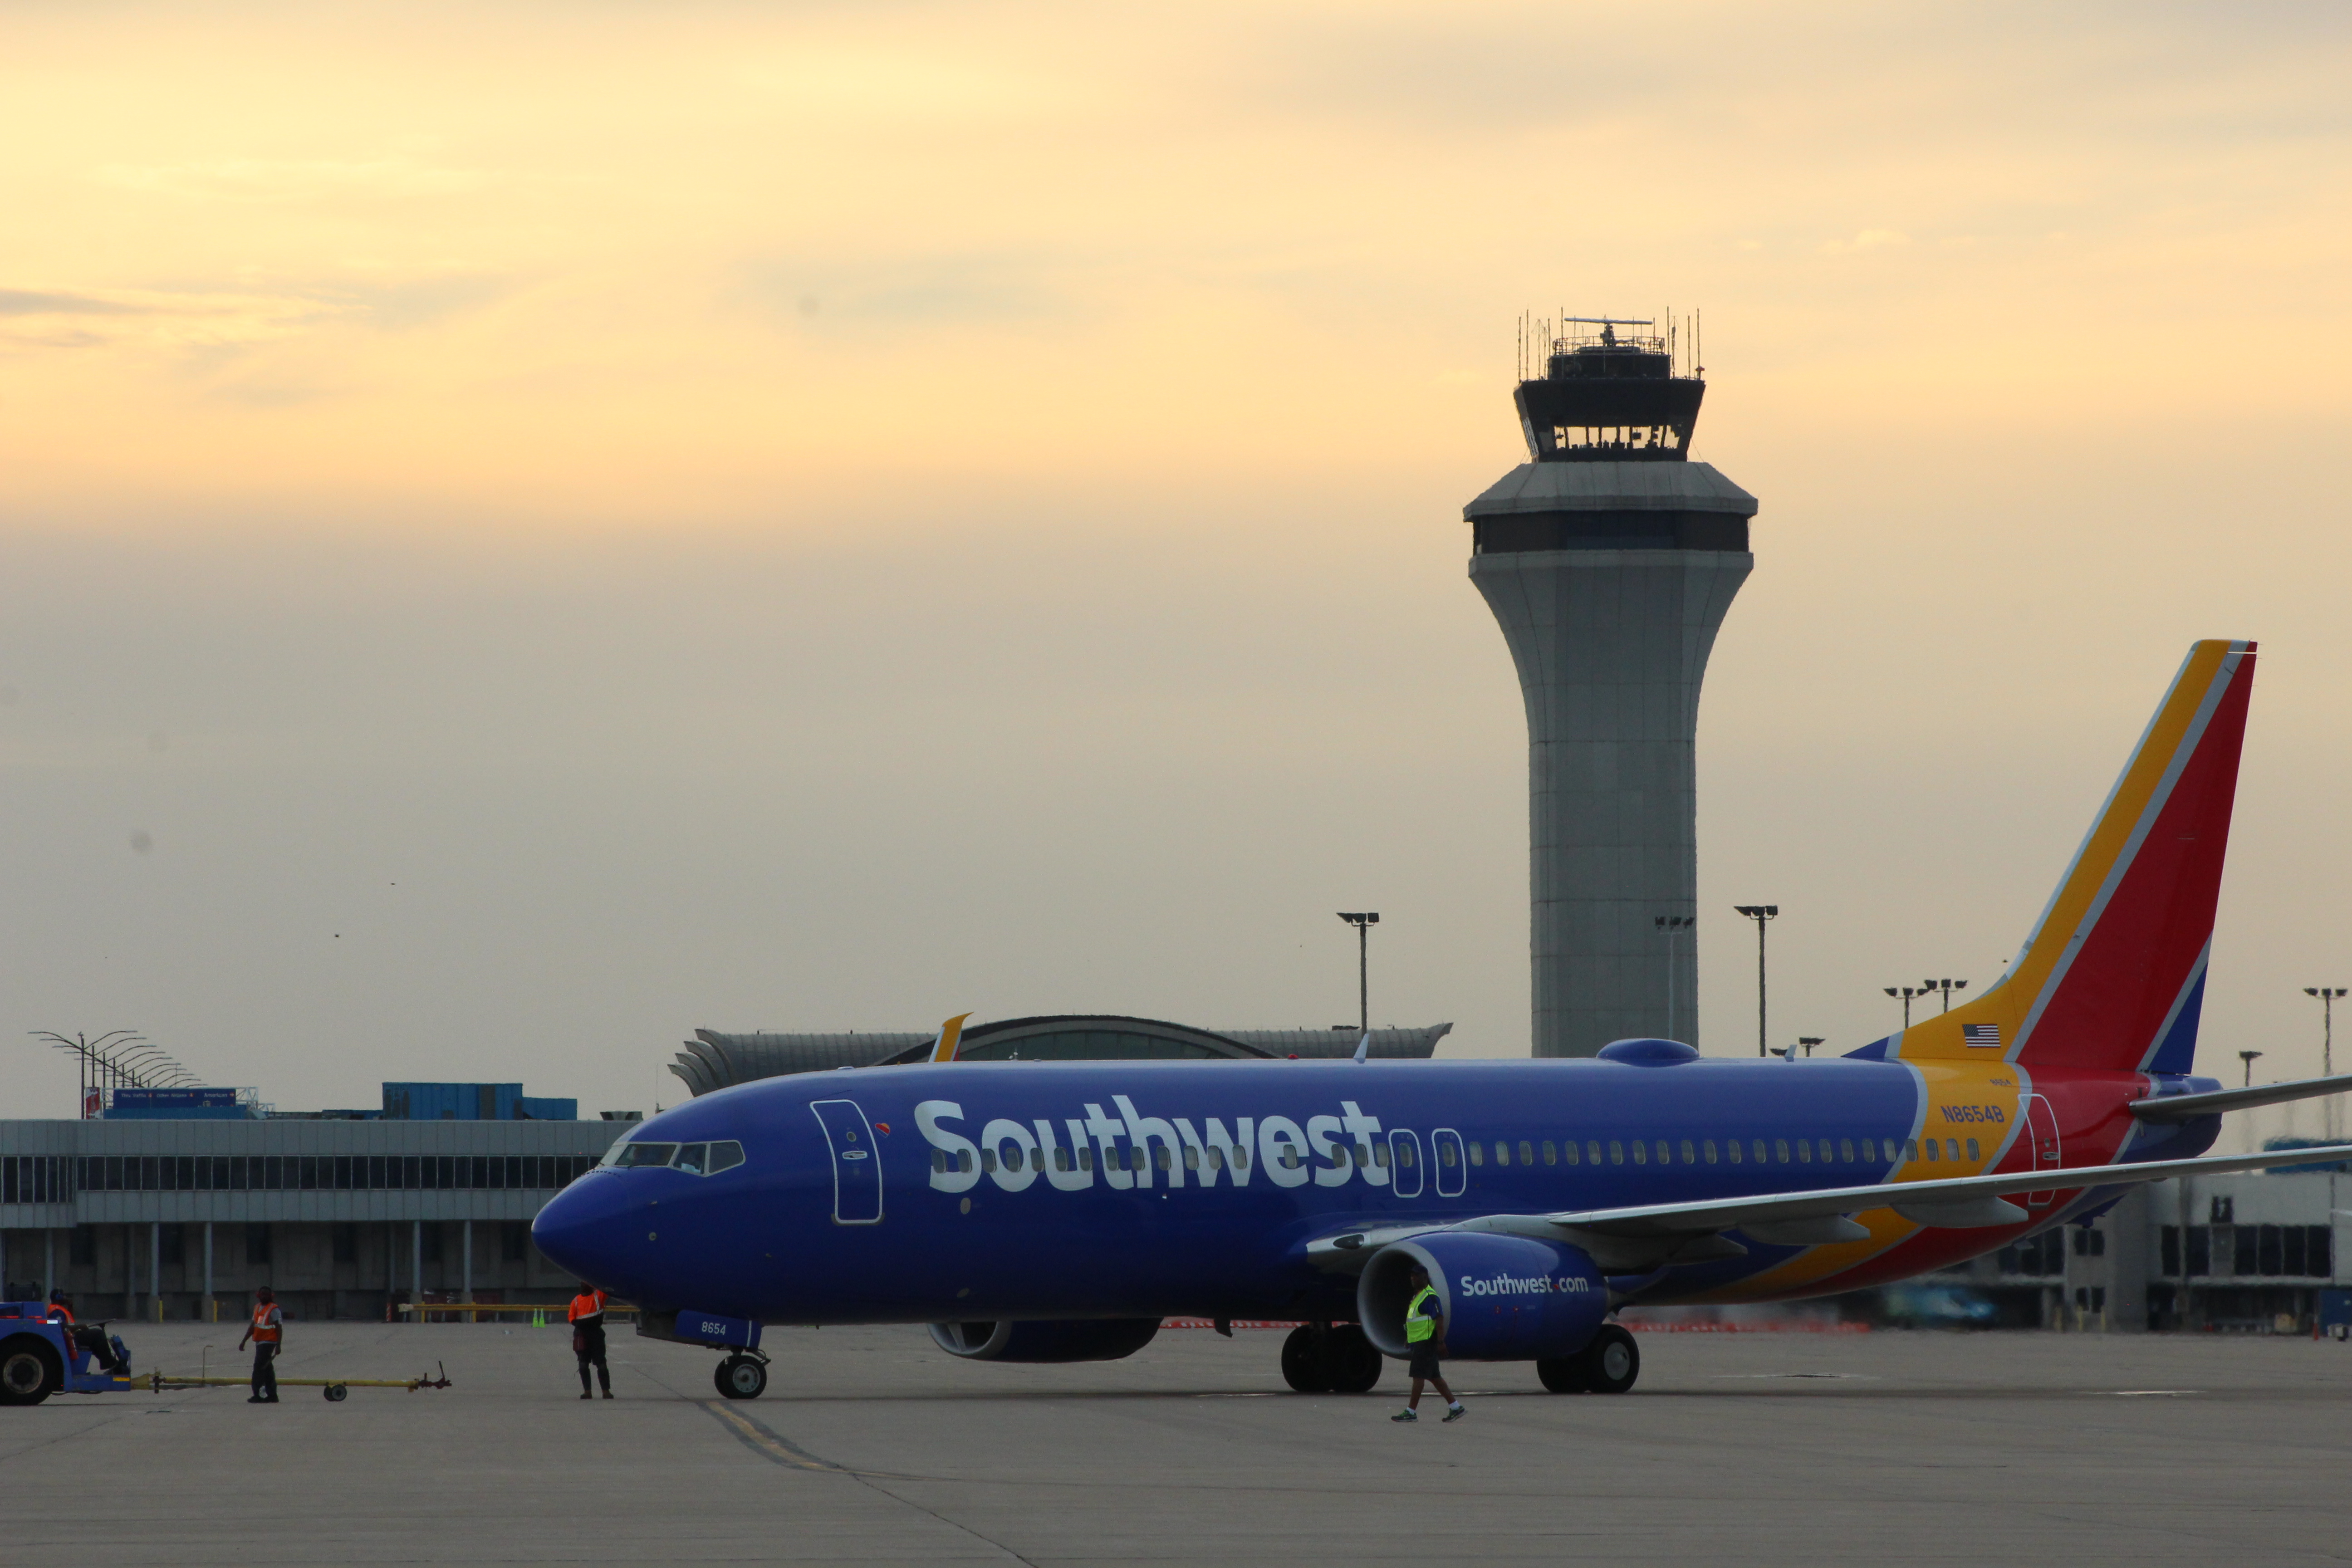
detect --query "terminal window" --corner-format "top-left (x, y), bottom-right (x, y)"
top-left (69, 1152), bottom-right (598, 1194)
top-left (2159, 1223), bottom-right (2329, 1277)
top-left (1998, 1231), bottom-right (2065, 1276)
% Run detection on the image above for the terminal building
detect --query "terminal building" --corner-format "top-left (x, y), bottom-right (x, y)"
top-left (0, 1081), bottom-right (628, 1323)
top-left (1915, 1166), bottom-right (2352, 1334)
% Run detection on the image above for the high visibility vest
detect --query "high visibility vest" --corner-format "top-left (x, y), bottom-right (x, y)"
top-left (1405, 1286), bottom-right (1439, 1344)
top-left (250, 1304), bottom-right (281, 1343)
top-left (45, 1303), bottom-right (74, 1325)
top-left (568, 1289), bottom-right (607, 1324)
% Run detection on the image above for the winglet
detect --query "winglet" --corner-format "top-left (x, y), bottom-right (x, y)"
top-left (930, 1013), bottom-right (972, 1063)
top-left (1352, 1032), bottom-right (1371, 1064)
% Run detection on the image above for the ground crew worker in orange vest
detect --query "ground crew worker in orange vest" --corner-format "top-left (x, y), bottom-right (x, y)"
top-left (568, 1285), bottom-right (612, 1399)
top-left (237, 1286), bottom-right (283, 1403)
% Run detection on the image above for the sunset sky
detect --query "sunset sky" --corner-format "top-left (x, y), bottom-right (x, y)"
top-left (6, 2), bottom-right (2350, 1146)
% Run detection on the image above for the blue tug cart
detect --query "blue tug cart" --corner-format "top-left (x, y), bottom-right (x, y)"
top-left (0, 1302), bottom-right (137, 1405)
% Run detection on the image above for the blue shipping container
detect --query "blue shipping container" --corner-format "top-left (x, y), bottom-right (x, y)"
top-left (379, 1083), bottom-right (571, 1120)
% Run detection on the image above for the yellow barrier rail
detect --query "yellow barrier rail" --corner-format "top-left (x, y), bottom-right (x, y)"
top-left (395, 1302), bottom-right (640, 1324)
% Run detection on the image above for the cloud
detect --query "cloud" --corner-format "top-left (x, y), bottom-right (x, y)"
top-left (0, 273), bottom-right (510, 353)
top-left (0, 289), bottom-right (151, 317)
top-left (357, 274), bottom-right (513, 332)
top-left (0, 284), bottom-right (346, 353)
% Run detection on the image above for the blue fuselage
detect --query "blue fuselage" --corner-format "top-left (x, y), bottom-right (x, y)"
top-left (529, 1058), bottom-right (2217, 1323)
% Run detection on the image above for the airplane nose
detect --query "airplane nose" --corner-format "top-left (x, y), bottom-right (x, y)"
top-left (531, 1174), bottom-right (627, 1285)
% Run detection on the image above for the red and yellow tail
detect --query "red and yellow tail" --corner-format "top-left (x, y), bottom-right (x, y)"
top-left (1898, 640), bottom-right (2256, 1075)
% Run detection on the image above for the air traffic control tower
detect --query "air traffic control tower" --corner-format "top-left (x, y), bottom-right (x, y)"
top-left (1465, 316), bottom-right (1754, 1057)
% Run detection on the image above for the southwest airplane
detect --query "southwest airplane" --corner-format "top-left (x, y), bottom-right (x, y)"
top-left (535, 639), bottom-right (2352, 1400)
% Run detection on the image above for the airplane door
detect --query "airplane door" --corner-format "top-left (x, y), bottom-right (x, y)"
top-left (2023, 1094), bottom-right (2061, 1205)
top-left (809, 1099), bottom-right (884, 1225)
top-left (1389, 1130), bottom-right (1426, 1198)
top-left (1431, 1129), bottom-right (1466, 1199)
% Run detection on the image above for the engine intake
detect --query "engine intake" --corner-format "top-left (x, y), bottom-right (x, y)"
top-left (1357, 1234), bottom-right (1607, 1361)
top-left (928, 1318), bottom-right (1163, 1362)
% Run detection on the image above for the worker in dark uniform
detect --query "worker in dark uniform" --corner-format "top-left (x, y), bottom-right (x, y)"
top-left (1391, 1264), bottom-right (1465, 1423)
top-left (237, 1287), bottom-right (282, 1403)
top-left (568, 1285), bottom-right (612, 1399)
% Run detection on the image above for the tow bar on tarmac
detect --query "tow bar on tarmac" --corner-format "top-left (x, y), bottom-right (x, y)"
top-left (149, 1362), bottom-right (452, 1401)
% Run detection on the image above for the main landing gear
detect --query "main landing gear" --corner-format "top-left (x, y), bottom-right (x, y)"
top-left (714, 1350), bottom-right (770, 1400)
top-left (1280, 1323), bottom-right (1383, 1394)
top-left (1535, 1324), bottom-right (1639, 1395)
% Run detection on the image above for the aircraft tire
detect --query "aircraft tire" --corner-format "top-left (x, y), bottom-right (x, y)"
top-left (1535, 1354), bottom-right (1589, 1393)
top-left (1279, 1326), bottom-right (1332, 1393)
top-left (1581, 1326), bottom-right (1640, 1395)
top-left (715, 1354), bottom-right (769, 1400)
top-left (1323, 1325), bottom-right (1383, 1394)
top-left (0, 1340), bottom-right (58, 1406)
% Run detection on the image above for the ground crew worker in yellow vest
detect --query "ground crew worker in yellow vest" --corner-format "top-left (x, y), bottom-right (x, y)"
top-left (237, 1287), bottom-right (283, 1404)
top-left (1392, 1264), bottom-right (1465, 1423)
top-left (568, 1285), bottom-right (613, 1399)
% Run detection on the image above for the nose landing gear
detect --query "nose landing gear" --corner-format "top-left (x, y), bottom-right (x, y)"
top-left (715, 1350), bottom-right (770, 1400)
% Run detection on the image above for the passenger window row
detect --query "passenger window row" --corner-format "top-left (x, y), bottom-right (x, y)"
top-left (1446, 1136), bottom-right (1913, 1169)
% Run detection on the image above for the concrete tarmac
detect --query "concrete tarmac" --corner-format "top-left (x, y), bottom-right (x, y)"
top-left (5, 1319), bottom-right (2351, 1565)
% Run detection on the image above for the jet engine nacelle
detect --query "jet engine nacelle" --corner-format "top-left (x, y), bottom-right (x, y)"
top-left (928, 1318), bottom-right (1163, 1362)
top-left (1357, 1233), bottom-right (1608, 1361)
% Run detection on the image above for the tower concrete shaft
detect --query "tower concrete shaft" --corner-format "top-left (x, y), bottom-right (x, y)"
top-left (1466, 317), bottom-right (1754, 1057)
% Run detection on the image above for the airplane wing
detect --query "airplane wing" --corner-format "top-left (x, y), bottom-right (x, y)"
top-left (1301, 1140), bottom-right (2352, 1274)
top-left (2129, 1071), bottom-right (2352, 1121)
top-left (1537, 1140), bottom-right (2352, 1236)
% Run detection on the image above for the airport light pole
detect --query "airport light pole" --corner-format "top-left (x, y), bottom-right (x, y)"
top-left (2305, 986), bottom-right (2346, 1139)
top-left (1799, 1036), bottom-right (1825, 1058)
top-left (1337, 913), bottom-right (1379, 1037)
top-left (1734, 906), bottom-right (1778, 1058)
top-left (1922, 978), bottom-right (1969, 1013)
top-left (32, 1030), bottom-right (145, 1117)
top-left (1654, 915), bottom-right (1694, 1042)
top-left (2239, 1049), bottom-right (2263, 1088)
top-left (1884, 986), bottom-right (1924, 1028)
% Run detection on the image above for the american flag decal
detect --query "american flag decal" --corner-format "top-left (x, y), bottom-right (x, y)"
top-left (1962, 1024), bottom-right (2002, 1048)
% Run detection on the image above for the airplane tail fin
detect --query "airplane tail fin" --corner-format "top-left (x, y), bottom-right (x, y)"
top-left (931, 1014), bottom-right (972, 1063)
top-left (1900, 640), bottom-right (2256, 1075)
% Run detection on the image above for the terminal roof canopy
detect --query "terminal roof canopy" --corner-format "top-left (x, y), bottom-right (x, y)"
top-left (668, 1019), bottom-right (1454, 1095)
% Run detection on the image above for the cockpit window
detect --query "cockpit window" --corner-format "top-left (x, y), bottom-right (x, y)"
top-left (602, 1137), bottom-right (745, 1174)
